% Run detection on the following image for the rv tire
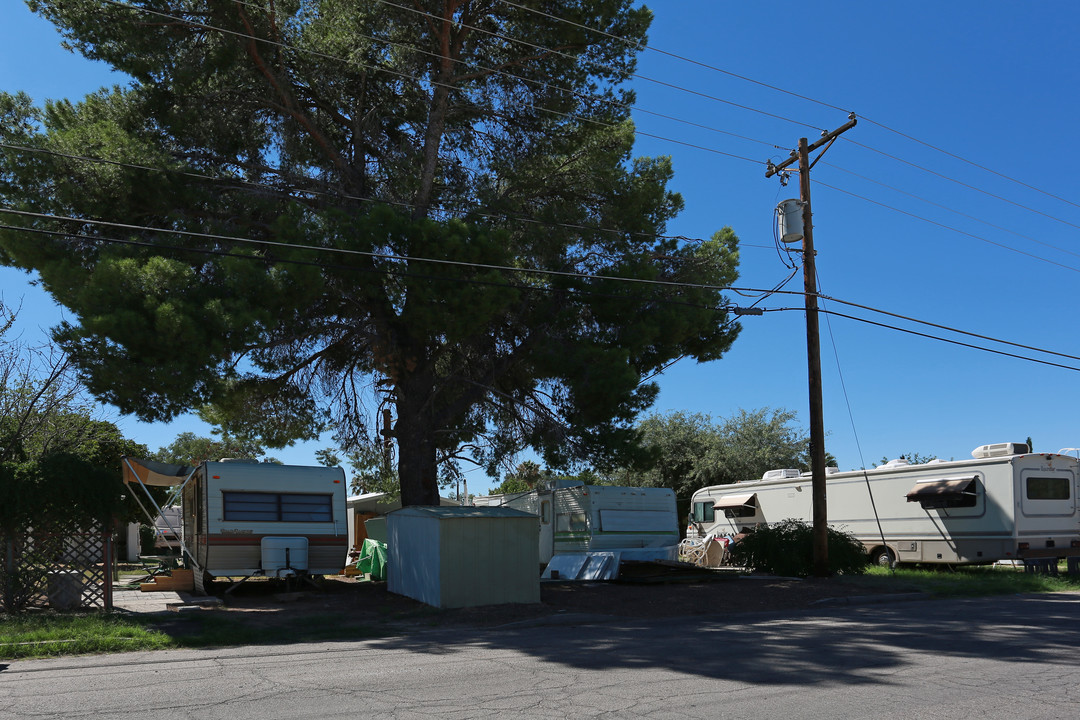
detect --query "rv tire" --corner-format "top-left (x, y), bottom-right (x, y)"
top-left (870, 548), bottom-right (895, 567)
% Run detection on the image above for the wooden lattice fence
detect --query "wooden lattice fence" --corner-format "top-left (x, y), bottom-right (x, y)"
top-left (1, 523), bottom-right (113, 613)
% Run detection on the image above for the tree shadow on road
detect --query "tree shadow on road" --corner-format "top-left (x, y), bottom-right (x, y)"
top-left (359, 593), bottom-right (1080, 686)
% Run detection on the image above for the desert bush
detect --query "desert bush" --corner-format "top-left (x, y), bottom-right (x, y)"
top-left (728, 519), bottom-right (868, 577)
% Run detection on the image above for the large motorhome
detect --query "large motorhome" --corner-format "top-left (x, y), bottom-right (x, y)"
top-left (474, 481), bottom-right (680, 565)
top-left (123, 457), bottom-right (348, 592)
top-left (687, 443), bottom-right (1080, 566)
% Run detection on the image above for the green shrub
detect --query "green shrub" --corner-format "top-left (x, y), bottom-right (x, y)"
top-left (728, 519), bottom-right (868, 577)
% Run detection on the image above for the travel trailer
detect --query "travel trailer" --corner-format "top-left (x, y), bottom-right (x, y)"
top-left (122, 457), bottom-right (348, 593)
top-left (687, 443), bottom-right (1080, 567)
top-left (474, 481), bottom-right (680, 565)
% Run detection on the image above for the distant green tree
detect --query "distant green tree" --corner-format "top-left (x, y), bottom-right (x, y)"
top-left (1, 300), bottom-right (152, 527)
top-left (491, 460), bottom-right (543, 494)
top-left (708, 408), bottom-right (811, 486)
top-left (317, 436), bottom-right (398, 497)
top-left (617, 408), bottom-right (811, 499)
top-left (152, 430), bottom-right (265, 466)
top-left (874, 451), bottom-right (938, 467)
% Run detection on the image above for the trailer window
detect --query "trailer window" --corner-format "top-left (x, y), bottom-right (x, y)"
top-left (556, 512), bottom-right (588, 533)
top-left (692, 501), bottom-right (715, 524)
top-left (223, 492), bottom-right (333, 522)
top-left (1026, 477), bottom-right (1070, 500)
top-left (906, 477), bottom-right (977, 510)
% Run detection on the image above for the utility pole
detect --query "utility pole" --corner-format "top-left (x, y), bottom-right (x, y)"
top-left (766, 113), bottom-right (857, 577)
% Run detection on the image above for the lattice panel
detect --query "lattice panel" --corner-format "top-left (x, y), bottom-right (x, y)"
top-left (1, 525), bottom-right (112, 613)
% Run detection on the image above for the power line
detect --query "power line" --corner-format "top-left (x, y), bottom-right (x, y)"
top-left (10, 204), bottom-right (1079, 367)
top-left (799, 307), bottom-right (1080, 373)
top-left (814, 180), bottom-right (1080, 274)
top-left (9, 212), bottom-right (1080, 377)
top-left (837, 138), bottom-right (1080, 233)
top-left (0, 141), bottom-right (777, 251)
top-left (11, 202), bottom-right (1080, 365)
top-left (815, 295), bottom-right (1080, 363)
top-left (858, 117), bottom-right (1080, 213)
top-left (490, 0), bottom-right (845, 128)
top-left (100, 0), bottom-right (765, 167)
top-left (100, 0), bottom-right (1078, 252)
top-left (489, 0), bottom-right (1080, 217)
top-left (0, 206), bottom-right (749, 295)
top-left (822, 162), bottom-right (1080, 261)
top-left (245, 0), bottom-right (791, 154)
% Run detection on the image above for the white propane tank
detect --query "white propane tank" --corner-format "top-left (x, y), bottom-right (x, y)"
top-left (776, 198), bottom-right (805, 243)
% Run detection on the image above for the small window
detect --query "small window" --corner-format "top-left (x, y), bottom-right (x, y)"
top-left (556, 512), bottom-right (588, 533)
top-left (540, 501), bottom-right (551, 524)
top-left (725, 505), bottom-right (756, 519)
top-left (1027, 476), bottom-right (1070, 500)
top-left (223, 491), bottom-right (333, 522)
top-left (692, 501), bottom-right (715, 524)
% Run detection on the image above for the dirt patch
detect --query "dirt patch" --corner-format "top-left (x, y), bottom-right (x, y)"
top-left (173, 565), bottom-right (919, 634)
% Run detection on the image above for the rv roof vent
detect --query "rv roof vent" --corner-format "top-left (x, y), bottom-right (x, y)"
top-left (825, 466), bottom-right (840, 475)
top-left (762, 468), bottom-right (802, 480)
top-left (971, 442), bottom-right (1029, 459)
top-left (926, 458), bottom-right (948, 464)
top-left (880, 458), bottom-right (909, 469)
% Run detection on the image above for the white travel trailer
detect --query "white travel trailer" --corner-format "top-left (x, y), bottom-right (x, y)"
top-left (123, 457), bottom-right (348, 592)
top-left (687, 443), bottom-right (1080, 567)
top-left (474, 481), bottom-right (680, 565)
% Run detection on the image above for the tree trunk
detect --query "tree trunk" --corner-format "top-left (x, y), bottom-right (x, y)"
top-left (413, 81), bottom-right (451, 221)
top-left (396, 369), bottom-right (440, 506)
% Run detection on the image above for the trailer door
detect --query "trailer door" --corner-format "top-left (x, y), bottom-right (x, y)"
top-left (538, 495), bottom-right (554, 564)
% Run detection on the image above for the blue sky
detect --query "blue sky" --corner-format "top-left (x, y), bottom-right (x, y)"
top-left (3, 2), bottom-right (1079, 489)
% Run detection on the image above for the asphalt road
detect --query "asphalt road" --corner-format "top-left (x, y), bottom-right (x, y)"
top-left (3, 593), bottom-right (1080, 719)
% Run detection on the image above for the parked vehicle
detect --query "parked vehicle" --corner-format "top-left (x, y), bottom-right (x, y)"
top-left (123, 457), bottom-right (347, 593)
top-left (687, 442), bottom-right (1080, 567)
top-left (474, 481), bottom-right (680, 565)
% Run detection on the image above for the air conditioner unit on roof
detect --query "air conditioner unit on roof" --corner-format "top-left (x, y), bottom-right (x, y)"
top-left (971, 442), bottom-right (1029, 459)
top-left (762, 468), bottom-right (802, 480)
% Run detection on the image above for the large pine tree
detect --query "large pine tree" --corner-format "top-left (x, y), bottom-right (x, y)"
top-left (1, 1), bottom-right (740, 505)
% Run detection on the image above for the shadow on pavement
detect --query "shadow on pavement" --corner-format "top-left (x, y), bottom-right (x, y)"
top-left (357, 593), bottom-right (1080, 686)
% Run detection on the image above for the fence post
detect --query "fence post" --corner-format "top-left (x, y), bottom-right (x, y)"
top-left (103, 531), bottom-right (114, 612)
top-left (3, 534), bottom-right (14, 613)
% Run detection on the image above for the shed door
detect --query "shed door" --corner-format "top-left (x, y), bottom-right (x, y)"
top-left (539, 499), bottom-right (554, 564)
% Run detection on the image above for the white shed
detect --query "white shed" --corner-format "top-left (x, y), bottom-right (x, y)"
top-left (387, 506), bottom-right (539, 609)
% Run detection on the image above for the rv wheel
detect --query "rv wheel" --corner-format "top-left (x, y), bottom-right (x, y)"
top-left (870, 548), bottom-right (895, 567)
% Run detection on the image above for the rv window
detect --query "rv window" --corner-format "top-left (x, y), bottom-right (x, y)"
top-left (555, 512), bottom-right (588, 533)
top-left (281, 494), bottom-right (334, 522)
top-left (906, 477), bottom-right (977, 510)
top-left (692, 501), bottom-right (715, 524)
top-left (223, 492), bottom-right (333, 522)
top-left (223, 492), bottom-right (279, 521)
top-left (1026, 477), bottom-right (1070, 500)
top-left (725, 505), bottom-right (756, 519)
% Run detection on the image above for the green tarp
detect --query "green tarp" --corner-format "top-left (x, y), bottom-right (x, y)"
top-left (356, 538), bottom-right (387, 580)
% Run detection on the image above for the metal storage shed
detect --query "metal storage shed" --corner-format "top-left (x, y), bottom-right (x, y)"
top-left (387, 506), bottom-right (539, 609)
